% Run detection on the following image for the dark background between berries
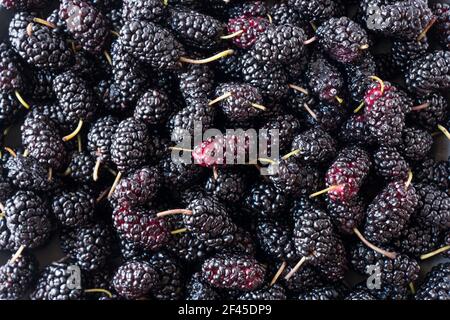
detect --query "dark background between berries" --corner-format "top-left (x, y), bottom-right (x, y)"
top-left (0, 0), bottom-right (450, 299)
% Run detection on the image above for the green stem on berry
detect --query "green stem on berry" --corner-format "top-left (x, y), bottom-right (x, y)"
top-left (288, 84), bottom-right (309, 95)
top-left (23, 149), bottom-right (29, 157)
top-left (354, 101), bottom-right (365, 114)
top-left (77, 135), bottom-right (82, 152)
top-left (310, 21), bottom-right (317, 32)
top-left (180, 49), bottom-right (234, 65)
top-left (303, 103), bottom-right (318, 121)
top-left (420, 245), bottom-right (450, 260)
top-left (93, 158), bottom-right (101, 181)
top-left (437, 125), bottom-right (450, 141)
top-left (62, 167), bottom-right (72, 177)
top-left (309, 185), bottom-right (342, 198)
top-left (335, 96), bottom-right (344, 105)
top-left (369, 76), bottom-right (385, 94)
top-left (14, 91), bottom-right (30, 109)
top-left (409, 282), bottom-right (416, 294)
top-left (9, 245), bottom-right (26, 265)
top-left (62, 119), bottom-right (84, 142)
top-left (170, 228), bottom-right (188, 235)
top-left (169, 146), bottom-right (194, 153)
top-left (258, 158), bottom-right (276, 165)
top-left (303, 36), bottom-right (316, 45)
top-left (251, 103), bottom-right (266, 111)
top-left (104, 50), bottom-right (112, 65)
top-left (353, 227), bottom-right (397, 259)
top-left (32, 18), bottom-right (56, 29)
top-left (48, 168), bottom-right (53, 182)
top-left (84, 288), bottom-right (113, 298)
top-left (163, 0), bottom-right (168, 5)
top-left (107, 171), bottom-right (122, 198)
top-left (270, 261), bottom-right (286, 286)
top-left (417, 17), bottom-right (437, 41)
top-left (284, 256), bottom-right (308, 280)
top-left (4, 147), bottom-right (17, 158)
top-left (411, 102), bottom-right (430, 111)
top-left (220, 30), bottom-right (244, 40)
top-left (359, 44), bottom-right (369, 50)
top-left (208, 92), bottom-right (232, 106)
top-left (111, 30), bottom-right (120, 37)
top-left (0, 203), bottom-right (5, 218)
top-left (405, 170), bottom-right (413, 190)
top-left (156, 209), bottom-right (193, 217)
top-left (282, 149), bottom-right (301, 160)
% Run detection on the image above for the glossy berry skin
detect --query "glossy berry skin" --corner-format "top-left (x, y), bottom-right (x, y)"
top-left (51, 189), bottom-right (95, 227)
top-left (31, 262), bottom-right (85, 300)
top-left (186, 272), bottom-right (221, 300)
top-left (120, 20), bottom-right (185, 70)
top-left (291, 127), bottom-right (337, 165)
top-left (405, 51), bottom-right (450, 95)
top-left (306, 55), bottom-right (344, 104)
top-left (168, 7), bottom-right (224, 50)
top-left (111, 166), bottom-right (161, 207)
top-left (184, 197), bottom-right (237, 249)
top-left (373, 146), bottom-right (409, 181)
top-left (316, 17), bottom-right (369, 64)
top-left (252, 24), bottom-right (307, 64)
top-left (325, 196), bottom-right (365, 235)
top-left (113, 260), bottom-right (158, 299)
top-left (111, 118), bottom-right (149, 173)
top-left (415, 263), bottom-right (450, 300)
top-left (0, 252), bottom-right (38, 300)
top-left (1, 0), bottom-right (48, 10)
top-left (5, 191), bottom-right (52, 249)
top-left (244, 182), bottom-right (288, 219)
top-left (325, 147), bottom-right (371, 202)
top-left (415, 183), bottom-right (450, 230)
top-left (238, 284), bottom-right (286, 300)
top-left (113, 205), bottom-right (170, 251)
top-left (59, 0), bottom-right (109, 54)
top-left (431, 2), bottom-right (450, 50)
top-left (201, 254), bottom-right (266, 291)
top-left (122, 0), bottom-right (166, 23)
top-left (226, 16), bottom-right (269, 49)
top-left (87, 115), bottom-right (120, 164)
top-left (0, 42), bottom-right (23, 93)
top-left (292, 197), bottom-right (337, 265)
top-left (134, 89), bottom-right (170, 126)
top-left (363, 181), bottom-right (418, 245)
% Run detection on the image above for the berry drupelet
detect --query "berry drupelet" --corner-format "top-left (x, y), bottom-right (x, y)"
top-left (227, 1), bottom-right (267, 18)
top-left (111, 166), bottom-right (161, 207)
top-left (431, 2), bottom-right (450, 50)
top-left (0, 251), bottom-right (38, 300)
top-left (87, 115), bottom-right (120, 166)
top-left (291, 127), bottom-right (337, 165)
top-left (204, 168), bottom-right (248, 205)
top-left (325, 196), bottom-right (365, 236)
top-left (122, 0), bottom-right (166, 23)
top-left (59, 0), bottom-right (109, 54)
top-left (226, 16), bottom-right (269, 49)
top-left (31, 262), bottom-right (85, 300)
top-left (288, 0), bottom-right (343, 23)
top-left (111, 117), bottom-right (149, 173)
top-left (201, 254), bottom-right (266, 291)
top-left (405, 50), bottom-right (450, 95)
top-left (414, 183), bottom-right (450, 230)
top-left (243, 182), bottom-right (288, 219)
top-left (414, 158), bottom-right (450, 191)
top-left (4, 191), bottom-right (52, 249)
top-left (252, 24), bottom-right (307, 65)
top-left (213, 82), bottom-right (264, 124)
top-left (324, 146), bottom-right (371, 202)
top-left (51, 188), bottom-right (95, 227)
top-left (373, 146), bottom-right (409, 181)
top-left (396, 225), bottom-right (441, 258)
top-left (168, 7), bottom-right (224, 50)
top-left (113, 205), bottom-right (170, 251)
top-left (0, 42), bottom-right (23, 94)
top-left (316, 17), bottom-right (369, 64)
top-left (112, 260), bottom-right (158, 299)
top-left (5, 154), bottom-right (58, 191)
top-left (391, 37), bottom-right (429, 72)
top-left (60, 223), bottom-right (114, 272)
top-left (238, 284), bottom-right (286, 300)
top-left (401, 127), bottom-right (433, 161)
top-left (306, 55), bottom-right (344, 104)
top-left (65, 151), bottom-right (96, 183)
top-left (256, 218), bottom-right (297, 262)
top-left (53, 71), bottom-right (96, 131)
top-left (363, 181), bottom-right (418, 245)
top-left (120, 20), bottom-right (185, 70)
top-left (297, 286), bottom-right (343, 300)
top-left (186, 272), bottom-right (221, 300)
top-left (415, 263), bottom-right (450, 300)
top-left (1, 0), bottom-right (48, 10)
top-left (268, 2), bottom-right (303, 27)
top-left (149, 252), bottom-right (184, 300)
top-left (9, 12), bottom-right (73, 71)
top-left (409, 93), bottom-right (447, 131)
top-left (134, 89), bottom-right (171, 127)
top-left (350, 242), bottom-right (420, 287)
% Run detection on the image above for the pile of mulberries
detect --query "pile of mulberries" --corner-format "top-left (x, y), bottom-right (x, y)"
top-left (0, 0), bottom-right (449, 301)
